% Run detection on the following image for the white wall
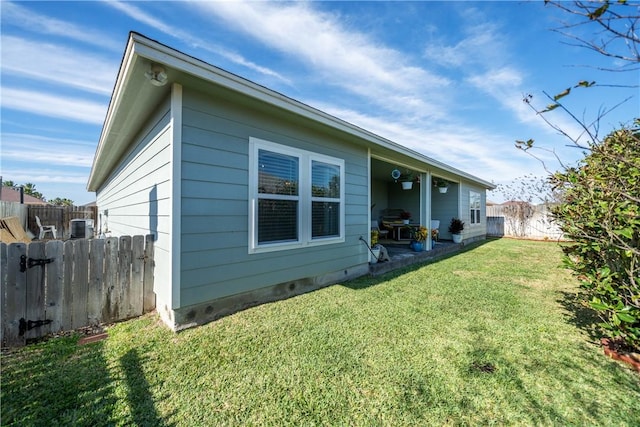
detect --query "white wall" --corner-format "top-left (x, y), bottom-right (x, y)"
top-left (96, 97), bottom-right (173, 310)
top-left (460, 182), bottom-right (488, 241)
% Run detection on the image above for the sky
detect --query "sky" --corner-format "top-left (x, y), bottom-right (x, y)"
top-left (1, 1), bottom-right (637, 205)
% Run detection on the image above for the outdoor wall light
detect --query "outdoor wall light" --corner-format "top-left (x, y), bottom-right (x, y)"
top-left (145, 64), bottom-right (168, 87)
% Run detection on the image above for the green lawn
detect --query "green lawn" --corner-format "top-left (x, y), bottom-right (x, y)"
top-left (2, 238), bottom-right (639, 426)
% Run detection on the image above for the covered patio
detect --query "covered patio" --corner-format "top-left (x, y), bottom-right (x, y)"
top-left (368, 239), bottom-right (462, 276)
top-left (370, 157), bottom-right (461, 250)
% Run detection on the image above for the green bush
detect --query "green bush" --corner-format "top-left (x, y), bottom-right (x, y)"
top-left (551, 121), bottom-right (640, 349)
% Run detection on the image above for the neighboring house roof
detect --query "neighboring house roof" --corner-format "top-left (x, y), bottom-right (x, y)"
top-left (88, 32), bottom-right (495, 192)
top-left (0, 186), bottom-right (49, 205)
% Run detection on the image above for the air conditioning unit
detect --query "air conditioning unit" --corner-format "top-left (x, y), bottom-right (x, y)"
top-left (70, 219), bottom-right (94, 239)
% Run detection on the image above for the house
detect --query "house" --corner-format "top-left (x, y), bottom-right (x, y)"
top-left (87, 33), bottom-right (495, 330)
top-left (0, 186), bottom-right (49, 205)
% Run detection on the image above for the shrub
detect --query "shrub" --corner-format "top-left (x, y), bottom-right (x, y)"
top-left (551, 122), bottom-right (640, 349)
top-left (413, 226), bottom-right (428, 242)
top-left (448, 218), bottom-right (464, 234)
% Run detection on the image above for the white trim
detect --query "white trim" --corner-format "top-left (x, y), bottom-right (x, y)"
top-left (469, 190), bottom-right (482, 225)
top-left (88, 47), bottom-right (136, 189)
top-left (367, 148), bottom-right (373, 262)
top-left (170, 83), bottom-right (182, 309)
top-left (248, 137), bottom-right (345, 254)
top-left (425, 171), bottom-right (432, 251)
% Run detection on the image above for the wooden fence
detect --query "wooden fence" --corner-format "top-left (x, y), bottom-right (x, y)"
top-left (487, 205), bottom-right (565, 240)
top-left (27, 205), bottom-right (97, 240)
top-left (1, 235), bottom-right (155, 347)
top-left (0, 201), bottom-right (27, 230)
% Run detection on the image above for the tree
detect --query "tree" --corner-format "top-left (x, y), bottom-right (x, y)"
top-left (551, 123), bottom-right (640, 348)
top-left (492, 174), bottom-right (559, 237)
top-left (2, 180), bottom-right (15, 187)
top-left (518, 1), bottom-right (639, 349)
top-left (49, 197), bottom-right (74, 206)
top-left (517, 1), bottom-right (638, 161)
top-left (21, 182), bottom-right (45, 201)
top-left (546, 0), bottom-right (640, 68)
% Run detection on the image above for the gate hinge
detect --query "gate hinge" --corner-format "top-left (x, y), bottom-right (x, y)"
top-left (18, 318), bottom-right (52, 336)
top-left (19, 255), bottom-right (54, 272)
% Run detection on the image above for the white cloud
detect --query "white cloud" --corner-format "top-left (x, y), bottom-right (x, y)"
top-left (106, 1), bottom-right (289, 83)
top-left (1, 168), bottom-right (89, 184)
top-left (2, 133), bottom-right (95, 167)
top-left (1, 1), bottom-right (121, 51)
top-left (1, 36), bottom-right (116, 95)
top-left (315, 102), bottom-right (532, 183)
top-left (0, 166), bottom-right (93, 204)
top-left (193, 1), bottom-right (451, 120)
top-left (466, 67), bottom-right (589, 149)
top-left (1, 88), bottom-right (107, 124)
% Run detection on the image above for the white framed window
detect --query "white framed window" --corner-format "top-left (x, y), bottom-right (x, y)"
top-left (470, 191), bottom-right (481, 224)
top-left (249, 137), bottom-right (345, 253)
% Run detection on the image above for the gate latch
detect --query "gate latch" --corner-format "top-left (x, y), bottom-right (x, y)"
top-left (18, 318), bottom-right (52, 336)
top-left (19, 255), bottom-right (54, 272)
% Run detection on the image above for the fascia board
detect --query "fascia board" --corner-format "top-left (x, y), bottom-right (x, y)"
top-left (87, 35), bottom-right (138, 191)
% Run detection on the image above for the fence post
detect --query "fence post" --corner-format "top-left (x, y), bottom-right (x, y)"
top-left (0, 243), bottom-right (6, 345)
top-left (3, 243), bottom-right (27, 347)
top-left (143, 234), bottom-right (155, 313)
top-left (45, 240), bottom-right (64, 334)
top-left (25, 242), bottom-right (46, 341)
top-left (131, 235), bottom-right (144, 317)
top-left (103, 237), bottom-right (119, 322)
top-left (118, 236), bottom-right (132, 320)
top-left (88, 239), bottom-right (105, 325)
top-left (71, 239), bottom-right (89, 329)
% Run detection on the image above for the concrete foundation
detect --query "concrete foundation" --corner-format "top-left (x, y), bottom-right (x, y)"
top-left (159, 263), bottom-right (370, 331)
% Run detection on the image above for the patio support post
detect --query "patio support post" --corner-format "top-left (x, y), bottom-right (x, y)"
top-left (425, 172), bottom-right (432, 251)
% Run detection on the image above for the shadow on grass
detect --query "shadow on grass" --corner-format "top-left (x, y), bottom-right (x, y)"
top-left (121, 349), bottom-right (170, 427)
top-left (0, 336), bottom-right (117, 426)
top-left (461, 323), bottom-right (640, 425)
top-left (557, 290), bottom-right (603, 343)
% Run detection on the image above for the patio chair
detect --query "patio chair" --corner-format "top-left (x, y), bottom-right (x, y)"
top-left (371, 220), bottom-right (390, 240)
top-left (35, 216), bottom-right (57, 239)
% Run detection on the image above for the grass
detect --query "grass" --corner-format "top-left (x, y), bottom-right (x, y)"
top-left (2, 238), bottom-right (639, 426)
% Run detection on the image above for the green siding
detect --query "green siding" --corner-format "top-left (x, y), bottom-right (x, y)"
top-left (180, 87), bottom-right (369, 306)
top-left (431, 183), bottom-right (460, 240)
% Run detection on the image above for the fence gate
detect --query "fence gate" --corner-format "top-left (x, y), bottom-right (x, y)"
top-left (1, 235), bottom-right (155, 347)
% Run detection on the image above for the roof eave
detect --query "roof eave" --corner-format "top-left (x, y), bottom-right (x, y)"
top-left (88, 33), bottom-right (495, 192)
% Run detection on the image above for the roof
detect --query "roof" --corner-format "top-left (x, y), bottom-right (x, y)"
top-left (0, 186), bottom-right (49, 205)
top-left (88, 32), bottom-right (495, 191)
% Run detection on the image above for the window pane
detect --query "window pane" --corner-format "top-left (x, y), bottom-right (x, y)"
top-left (312, 202), bottom-right (340, 238)
top-left (312, 161), bottom-right (340, 198)
top-left (258, 150), bottom-right (298, 195)
top-left (258, 199), bottom-right (298, 243)
top-left (470, 191), bottom-right (480, 209)
top-left (470, 209), bottom-right (481, 224)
